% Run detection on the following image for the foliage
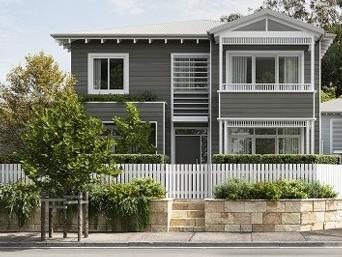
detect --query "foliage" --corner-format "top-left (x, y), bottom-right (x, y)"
top-left (0, 52), bottom-right (76, 155)
top-left (112, 154), bottom-right (168, 164)
top-left (0, 182), bottom-right (40, 227)
top-left (214, 178), bottom-right (338, 201)
top-left (220, 13), bottom-right (242, 22)
top-left (113, 103), bottom-right (156, 154)
top-left (213, 178), bottom-right (254, 200)
top-left (254, 182), bottom-right (283, 201)
top-left (87, 178), bottom-right (165, 231)
top-left (19, 86), bottom-right (120, 194)
top-left (321, 87), bottom-right (337, 102)
top-left (79, 91), bottom-right (158, 103)
top-left (212, 154), bottom-right (341, 164)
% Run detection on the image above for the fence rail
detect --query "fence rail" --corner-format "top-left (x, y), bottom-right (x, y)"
top-left (1, 164), bottom-right (342, 199)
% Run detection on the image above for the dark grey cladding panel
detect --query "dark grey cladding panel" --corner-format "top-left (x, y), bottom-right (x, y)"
top-left (85, 102), bottom-right (166, 154)
top-left (220, 92), bottom-right (314, 118)
top-left (71, 40), bottom-right (210, 157)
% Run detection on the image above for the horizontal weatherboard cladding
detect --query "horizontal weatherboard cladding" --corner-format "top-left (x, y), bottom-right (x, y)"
top-left (72, 40), bottom-right (210, 157)
top-left (85, 102), bottom-right (165, 154)
top-left (220, 92), bottom-right (314, 118)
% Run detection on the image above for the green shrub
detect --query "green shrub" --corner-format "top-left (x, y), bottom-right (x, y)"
top-left (87, 177), bottom-right (165, 231)
top-left (212, 154), bottom-right (341, 164)
top-left (112, 154), bottom-right (168, 164)
top-left (214, 178), bottom-right (338, 201)
top-left (213, 178), bottom-right (254, 200)
top-left (306, 181), bottom-right (338, 198)
top-left (0, 182), bottom-right (40, 227)
top-left (254, 182), bottom-right (282, 201)
top-left (79, 91), bottom-right (158, 103)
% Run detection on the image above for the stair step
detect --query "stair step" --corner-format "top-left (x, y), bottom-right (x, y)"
top-left (171, 201), bottom-right (205, 211)
top-left (170, 218), bottom-right (205, 227)
top-left (171, 210), bottom-right (204, 219)
top-left (169, 226), bottom-right (205, 232)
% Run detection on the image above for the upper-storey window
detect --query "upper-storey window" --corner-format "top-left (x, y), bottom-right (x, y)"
top-left (88, 53), bottom-right (129, 94)
top-left (228, 52), bottom-right (303, 85)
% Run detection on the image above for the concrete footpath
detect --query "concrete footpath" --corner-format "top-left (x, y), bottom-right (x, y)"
top-left (0, 229), bottom-right (342, 248)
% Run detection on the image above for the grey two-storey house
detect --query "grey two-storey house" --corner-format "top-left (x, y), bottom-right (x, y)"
top-left (52, 9), bottom-right (335, 164)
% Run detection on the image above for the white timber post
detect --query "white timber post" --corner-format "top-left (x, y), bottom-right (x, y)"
top-left (311, 37), bottom-right (315, 154)
top-left (311, 121), bottom-right (315, 154)
top-left (219, 120), bottom-right (223, 154)
top-left (224, 120), bottom-right (228, 153)
top-left (219, 36), bottom-right (223, 90)
top-left (306, 122), bottom-right (310, 154)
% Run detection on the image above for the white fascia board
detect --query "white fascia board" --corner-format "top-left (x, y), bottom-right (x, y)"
top-left (219, 31), bottom-right (316, 38)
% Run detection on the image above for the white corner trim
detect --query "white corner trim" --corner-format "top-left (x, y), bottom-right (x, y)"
top-left (88, 53), bottom-right (129, 94)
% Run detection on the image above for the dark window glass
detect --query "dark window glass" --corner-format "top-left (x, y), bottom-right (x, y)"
top-left (109, 59), bottom-right (124, 89)
top-left (256, 57), bottom-right (275, 83)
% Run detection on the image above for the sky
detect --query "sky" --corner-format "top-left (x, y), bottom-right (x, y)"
top-left (0, 0), bottom-right (263, 83)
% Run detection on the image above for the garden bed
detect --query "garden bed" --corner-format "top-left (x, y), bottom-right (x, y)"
top-left (205, 198), bottom-right (342, 232)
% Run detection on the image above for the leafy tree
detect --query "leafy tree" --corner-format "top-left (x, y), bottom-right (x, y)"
top-left (19, 85), bottom-right (120, 194)
top-left (113, 103), bottom-right (156, 154)
top-left (220, 13), bottom-right (242, 22)
top-left (0, 52), bottom-right (75, 155)
top-left (321, 87), bottom-right (337, 102)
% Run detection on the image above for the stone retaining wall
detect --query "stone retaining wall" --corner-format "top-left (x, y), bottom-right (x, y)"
top-left (205, 199), bottom-right (342, 232)
top-left (0, 199), bottom-right (171, 233)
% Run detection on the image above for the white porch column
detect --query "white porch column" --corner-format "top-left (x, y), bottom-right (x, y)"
top-left (311, 120), bottom-right (315, 154)
top-left (300, 127), bottom-right (305, 154)
top-left (224, 120), bottom-right (228, 153)
top-left (306, 122), bottom-right (310, 154)
top-left (219, 120), bottom-right (223, 154)
top-left (219, 36), bottom-right (223, 90)
top-left (311, 37), bottom-right (315, 90)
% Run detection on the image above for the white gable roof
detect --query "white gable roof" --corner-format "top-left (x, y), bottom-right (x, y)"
top-left (51, 20), bottom-right (223, 38)
top-left (208, 8), bottom-right (324, 35)
top-left (321, 98), bottom-right (342, 113)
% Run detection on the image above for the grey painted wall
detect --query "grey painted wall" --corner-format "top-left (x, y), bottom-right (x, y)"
top-left (321, 113), bottom-right (342, 154)
top-left (71, 40), bottom-right (210, 157)
top-left (268, 19), bottom-right (299, 31)
top-left (85, 102), bottom-right (166, 154)
top-left (220, 92), bottom-right (314, 118)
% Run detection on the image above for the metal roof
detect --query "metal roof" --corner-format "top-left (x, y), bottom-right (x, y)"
top-left (321, 98), bottom-right (342, 113)
top-left (51, 20), bottom-right (223, 38)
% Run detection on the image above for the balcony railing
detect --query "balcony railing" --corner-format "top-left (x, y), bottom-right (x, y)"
top-left (221, 83), bottom-right (313, 92)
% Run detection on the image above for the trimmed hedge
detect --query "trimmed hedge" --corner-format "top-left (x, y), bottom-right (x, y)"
top-left (212, 154), bottom-right (341, 164)
top-left (111, 154), bottom-right (168, 164)
top-left (79, 91), bottom-right (158, 103)
top-left (214, 178), bottom-right (338, 201)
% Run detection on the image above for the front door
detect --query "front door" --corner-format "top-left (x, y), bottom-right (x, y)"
top-left (175, 136), bottom-right (201, 164)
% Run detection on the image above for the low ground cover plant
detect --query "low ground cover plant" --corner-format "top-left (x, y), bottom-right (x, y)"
top-left (214, 178), bottom-right (337, 201)
top-left (212, 154), bottom-right (341, 164)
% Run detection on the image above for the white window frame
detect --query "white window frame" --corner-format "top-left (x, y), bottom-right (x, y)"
top-left (88, 53), bottom-right (129, 94)
top-left (228, 127), bottom-right (302, 154)
top-left (226, 51), bottom-right (304, 85)
top-left (330, 119), bottom-right (342, 154)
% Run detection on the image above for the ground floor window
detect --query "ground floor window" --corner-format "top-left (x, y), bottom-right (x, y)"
top-left (103, 121), bottom-right (157, 153)
top-left (228, 127), bottom-right (301, 154)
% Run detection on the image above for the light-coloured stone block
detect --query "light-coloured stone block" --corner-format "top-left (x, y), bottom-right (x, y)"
top-left (195, 218), bottom-right (205, 227)
top-left (252, 224), bottom-right (275, 232)
top-left (205, 213), bottom-right (230, 225)
top-left (230, 213), bottom-right (251, 224)
top-left (251, 213), bottom-right (263, 224)
top-left (313, 201), bottom-right (326, 212)
top-left (266, 202), bottom-right (286, 212)
top-left (240, 224), bottom-right (253, 232)
top-left (282, 213), bottom-right (301, 225)
top-left (324, 211), bottom-right (337, 222)
top-left (224, 225), bottom-right (241, 232)
top-left (263, 213), bottom-right (282, 224)
top-left (205, 224), bottom-right (225, 232)
top-left (275, 225), bottom-right (301, 232)
top-left (150, 225), bottom-right (168, 232)
top-left (150, 200), bottom-right (170, 212)
top-left (326, 200), bottom-right (337, 211)
top-left (187, 210), bottom-right (204, 218)
top-left (205, 201), bottom-right (224, 213)
top-left (224, 201), bottom-right (245, 212)
top-left (170, 210), bottom-right (187, 219)
top-left (300, 201), bottom-right (313, 212)
top-left (301, 212), bottom-right (317, 225)
top-left (245, 202), bottom-right (266, 213)
top-left (285, 201), bottom-right (301, 212)
top-left (324, 222), bottom-right (341, 230)
top-left (150, 213), bottom-right (168, 225)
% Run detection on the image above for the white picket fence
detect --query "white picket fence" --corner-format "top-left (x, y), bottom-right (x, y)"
top-left (1, 163), bottom-right (342, 199)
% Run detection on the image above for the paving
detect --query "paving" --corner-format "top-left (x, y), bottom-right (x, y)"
top-left (0, 229), bottom-right (342, 247)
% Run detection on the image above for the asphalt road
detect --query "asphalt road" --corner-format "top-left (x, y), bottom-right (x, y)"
top-left (0, 247), bottom-right (341, 257)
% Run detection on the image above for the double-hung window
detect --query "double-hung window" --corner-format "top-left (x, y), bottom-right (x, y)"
top-left (88, 53), bottom-right (129, 94)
